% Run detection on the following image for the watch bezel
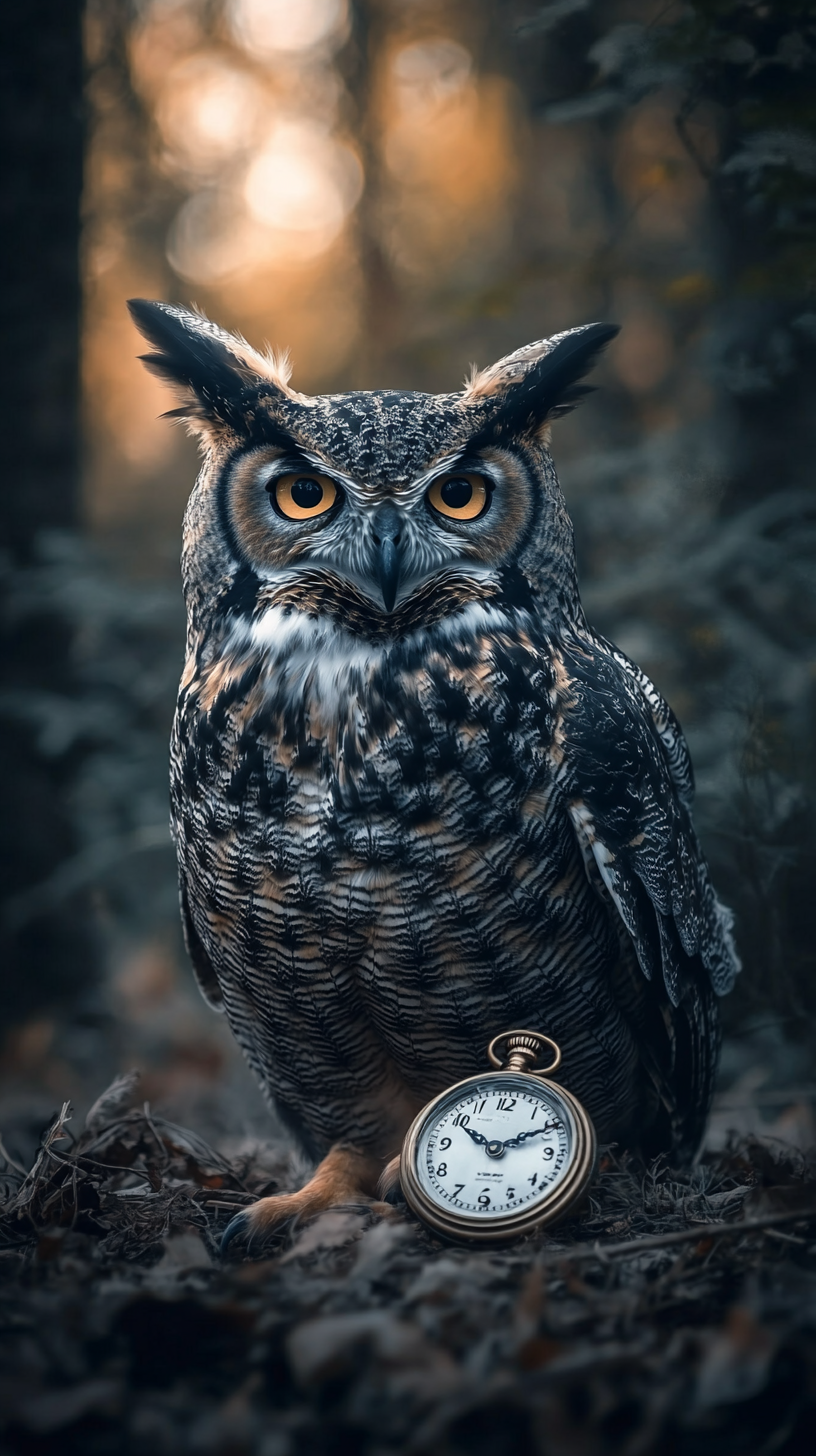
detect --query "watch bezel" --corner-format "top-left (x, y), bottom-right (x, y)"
top-left (400, 1070), bottom-right (597, 1243)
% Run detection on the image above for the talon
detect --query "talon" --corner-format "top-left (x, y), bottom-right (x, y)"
top-left (218, 1144), bottom-right (386, 1259)
top-left (377, 1153), bottom-right (403, 1204)
top-left (220, 1210), bottom-right (250, 1257)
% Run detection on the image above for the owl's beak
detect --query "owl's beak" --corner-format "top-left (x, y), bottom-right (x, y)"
top-left (371, 503), bottom-right (403, 613)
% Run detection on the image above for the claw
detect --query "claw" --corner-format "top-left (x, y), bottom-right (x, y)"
top-left (218, 1144), bottom-right (386, 1260)
top-left (377, 1153), bottom-right (403, 1204)
top-left (220, 1210), bottom-right (250, 1257)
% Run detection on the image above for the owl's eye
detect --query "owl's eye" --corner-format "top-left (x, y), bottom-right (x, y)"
top-left (273, 472), bottom-right (338, 521)
top-left (427, 473), bottom-right (489, 522)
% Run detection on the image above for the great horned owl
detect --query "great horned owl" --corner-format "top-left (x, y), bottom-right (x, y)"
top-left (129, 300), bottom-right (739, 1249)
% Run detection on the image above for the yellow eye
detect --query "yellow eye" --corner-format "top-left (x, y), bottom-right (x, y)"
top-left (427, 472), bottom-right (489, 522)
top-left (274, 472), bottom-right (338, 521)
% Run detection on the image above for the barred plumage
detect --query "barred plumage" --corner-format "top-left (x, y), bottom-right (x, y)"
top-left (130, 300), bottom-right (739, 1239)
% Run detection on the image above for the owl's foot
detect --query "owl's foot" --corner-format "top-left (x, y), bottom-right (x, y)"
top-left (220, 1142), bottom-right (385, 1257)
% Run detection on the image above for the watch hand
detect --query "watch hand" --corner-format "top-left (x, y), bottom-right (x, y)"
top-left (460, 1125), bottom-right (489, 1147)
top-left (502, 1119), bottom-right (561, 1149)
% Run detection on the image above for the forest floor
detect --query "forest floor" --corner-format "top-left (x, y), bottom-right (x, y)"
top-left (0, 1070), bottom-right (815, 1456)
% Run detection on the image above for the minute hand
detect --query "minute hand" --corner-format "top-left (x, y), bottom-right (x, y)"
top-left (460, 1125), bottom-right (489, 1147)
top-left (502, 1120), bottom-right (561, 1149)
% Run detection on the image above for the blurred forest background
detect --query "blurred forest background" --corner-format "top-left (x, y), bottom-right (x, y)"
top-left (2, 0), bottom-right (816, 1158)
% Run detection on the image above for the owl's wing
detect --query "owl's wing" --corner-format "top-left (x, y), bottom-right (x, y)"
top-left (179, 878), bottom-right (225, 1012)
top-left (548, 630), bottom-right (738, 1159)
top-left (592, 632), bottom-right (696, 813)
top-left (550, 629), bottom-right (739, 1009)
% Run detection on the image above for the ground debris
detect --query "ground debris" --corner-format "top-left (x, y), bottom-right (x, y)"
top-left (0, 1088), bottom-right (815, 1455)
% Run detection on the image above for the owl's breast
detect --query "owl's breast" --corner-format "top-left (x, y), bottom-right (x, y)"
top-left (172, 617), bottom-right (633, 1133)
top-left (174, 619), bottom-right (569, 947)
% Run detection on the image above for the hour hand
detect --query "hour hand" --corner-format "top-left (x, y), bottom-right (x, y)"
top-left (460, 1125), bottom-right (489, 1147)
top-left (502, 1120), bottom-right (561, 1149)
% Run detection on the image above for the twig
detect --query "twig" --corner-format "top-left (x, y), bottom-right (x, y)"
top-left (202, 1189), bottom-right (256, 1204)
top-left (142, 1102), bottom-right (167, 1164)
top-left (538, 1206), bottom-right (816, 1266)
top-left (5, 1104), bottom-right (73, 1215)
top-left (765, 1227), bottom-right (808, 1247)
top-left (39, 1147), bottom-right (145, 1177)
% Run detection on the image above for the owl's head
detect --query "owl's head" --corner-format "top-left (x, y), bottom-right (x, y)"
top-left (129, 300), bottom-right (617, 640)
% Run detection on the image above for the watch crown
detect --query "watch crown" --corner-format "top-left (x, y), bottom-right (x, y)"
top-left (506, 1033), bottom-right (542, 1068)
top-left (486, 1029), bottom-right (562, 1077)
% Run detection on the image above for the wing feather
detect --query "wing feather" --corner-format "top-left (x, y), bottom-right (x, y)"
top-left (551, 630), bottom-right (740, 1008)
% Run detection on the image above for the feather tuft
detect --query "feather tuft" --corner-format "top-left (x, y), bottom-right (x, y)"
top-left (464, 323), bottom-right (619, 441)
top-left (127, 299), bottom-right (308, 438)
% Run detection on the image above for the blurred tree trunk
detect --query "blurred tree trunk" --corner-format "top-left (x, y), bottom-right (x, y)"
top-left (0, 0), bottom-right (83, 556)
top-left (0, 2), bottom-right (97, 1027)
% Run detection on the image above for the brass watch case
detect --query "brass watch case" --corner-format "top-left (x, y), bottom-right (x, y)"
top-left (400, 1070), bottom-right (597, 1243)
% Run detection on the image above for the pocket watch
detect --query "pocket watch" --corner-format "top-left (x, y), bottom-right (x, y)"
top-left (400, 1030), bottom-right (597, 1242)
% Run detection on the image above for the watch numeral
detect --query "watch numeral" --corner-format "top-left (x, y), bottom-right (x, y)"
top-left (478, 1190), bottom-right (491, 1207)
top-left (542, 1146), bottom-right (554, 1160)
top-left (476, 1099), bottom-right (487, 1114)
top-left (506, 1188), bottom-right (515, 1200)
top-left (453, 1184), bottom-right (465, 1197)
top-left (528, 1172), bottom-right (538, 1186)
top-left (496, 1096), bottom-right (517, 1112)
top-left (436, 1162), bottom-right (448, 1177)
top-left (530, 1105), bottom-right (539, 1120)
top-left (440, 1137), bottom-right (452, 1150)
top-left (452, 1112), bottom-right (470, 1127)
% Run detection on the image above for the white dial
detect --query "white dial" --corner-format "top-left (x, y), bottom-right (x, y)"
top-left (414, 1073), bottom-right (575, 1221)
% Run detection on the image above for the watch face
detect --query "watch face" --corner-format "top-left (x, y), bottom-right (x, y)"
top-left (412, 1073), bottom-right (577, 1224)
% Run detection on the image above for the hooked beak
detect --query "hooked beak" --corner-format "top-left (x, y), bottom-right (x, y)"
top-left (372, 503), bottom-right (403, 613)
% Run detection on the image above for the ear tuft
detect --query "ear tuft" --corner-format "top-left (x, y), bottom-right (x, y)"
top-left (463, 337), bottom-right (568, 401)
top-left (463, 322), bottom-right (619, 439)
top-left (127, 300), bottom-right (301, 437)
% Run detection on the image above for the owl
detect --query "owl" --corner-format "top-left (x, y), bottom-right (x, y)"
top-left (129, 300), bottom-right (739, 1251)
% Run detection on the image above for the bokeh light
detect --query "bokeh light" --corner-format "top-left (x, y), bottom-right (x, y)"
top-left (228, 0), bottom-right (349, 58)
top-left (243, 123), bottom-right (363, 247)
top-left (166, 119), bottom-right (363, 285)
top-left (154, 53), bottom-right (266, 178)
